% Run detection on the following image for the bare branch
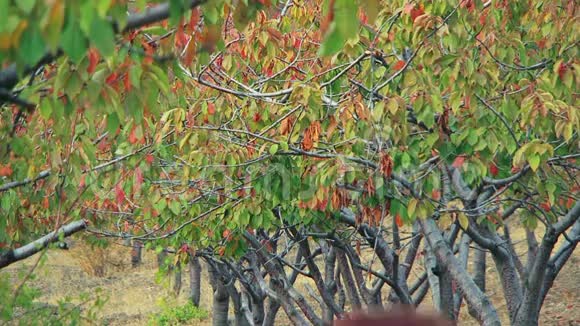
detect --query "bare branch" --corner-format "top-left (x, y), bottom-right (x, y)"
top-left (0, 220), bottom-right (87, 269)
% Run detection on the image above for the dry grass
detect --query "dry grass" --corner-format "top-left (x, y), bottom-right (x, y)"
top-left (3, 224), bottom-right (579, 325)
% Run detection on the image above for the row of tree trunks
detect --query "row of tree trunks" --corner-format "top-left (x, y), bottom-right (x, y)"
top-left (118, 202), bottom-right (579, 326)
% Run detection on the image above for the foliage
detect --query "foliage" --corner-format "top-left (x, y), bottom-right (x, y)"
top-left (148, 301), bottom-right (208, 326)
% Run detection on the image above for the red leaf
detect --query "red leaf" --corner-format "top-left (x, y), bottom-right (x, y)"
top-left (135, 167), bottom-right (143, 185)
top-left (489, 162), bottom-right (499, 176)
top-left (145, 154), bottom-right (154, 165)
top-left (115, 184), bottom-right (126, 205)
top-left (253, 112), bottom-right (261, 122)
top-left (410, 4), bottom-right (425, 22)
top-left (567, 197), bottom-right (574, 209)
top-left (128, 126), bottom-right (139, 144)
top-left (175, 19), bottom-right (188, 48)
top-left (87, 48), bottom-right (100, 74)
top-left (540, 201), bottom-right (551, 212)
top-left (106, 72), bottom-right (118, 85)
top-left (79, 175), bottom-right (86, 188)
top-left (133, 167), bottom-right (143, 194)
top-left (359, 9), bottom-right (368, 25)
top-left (432, 189), bottom-right (441, 201)
top-left (452, 155), bottom-right (467, 168)
top-left (557, 62), bottom-right (568, 80)
top-left (188, 8), bottom-right (201, 33)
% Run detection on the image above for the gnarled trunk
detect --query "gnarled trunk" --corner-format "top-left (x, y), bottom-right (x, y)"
top-left (208, 263), bottom-right (230, 326)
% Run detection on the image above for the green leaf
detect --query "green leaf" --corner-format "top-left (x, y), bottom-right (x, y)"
top-left (169, 201), bottom-right (181, 215)
top-left (269, 144), bottom-right (279, 155)
top-left (334, 0), bottom-right (359, 40)
top-left (528, 154), bottom-right (540, 172)
top-left (169, 0), bottom-right (186, 25)
top-left (89, 17), bottom-right (115, 57)
top-left (18, 27), bottom-right (45, 66)
top-left (97, 0), bottom-right (113, 17)
top-left (280, 141), bottom-right (289, 151)
top-left (16, 0), bottom-right (36, 14)
top-left (61, 18), bottom-right (87, 64)
top-left (39, 99), bottom-right (52, 120)
top-left (319, 23), bottom-right (345, 56)
top-left (107, 112), bottom-right (120, 134)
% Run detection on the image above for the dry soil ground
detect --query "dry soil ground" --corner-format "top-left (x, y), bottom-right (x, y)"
top-left (3, 228), bottom-right (579, 326)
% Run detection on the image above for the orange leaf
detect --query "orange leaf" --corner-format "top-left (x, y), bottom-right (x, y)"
top-left (183, 35), bottom-right (196, 66)
top-left (301, 120), bottom-right (321, 151)
top-left (0, 164), bottom-right (13, 177)
top-left (326, 116), bottom-right (338, 139)
top-left (207, 103), bottom-right (216, 115)
top-left (279, 116), bottom-right (294, 135)
top-left (395, 214), bottom-right (404, 227)
top-left (123, 71), bottom-right (131, 91)
top-left (380, 152), bottom-right (394, 177)
top-left (393, 59), bottom-right (406, 71)
top-left (266, 27), bottom-right (283, 41)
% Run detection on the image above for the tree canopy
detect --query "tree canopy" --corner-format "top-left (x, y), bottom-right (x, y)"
top-left (0, 1), bottom-right (578, 325)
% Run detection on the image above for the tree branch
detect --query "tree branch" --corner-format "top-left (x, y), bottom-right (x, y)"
top-left (0, 220), bottom-right (87, 269)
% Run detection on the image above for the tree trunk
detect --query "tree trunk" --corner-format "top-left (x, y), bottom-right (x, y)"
top-left (251, 296), bottom-right (265, 326)
top-left (424, 244), bottom-right (441, 309)
top-left (419, 218), bottom-right (501, 326)
top-left (130, 240), bottom-right (142, 267)
top-left (453, 232), bottom-right (471, 317)
top-left (189, 255), bottom-right (201, 306)
top-left (157, 248), bottom-right (168, 270)
top-left (323, 246), bottom-right (337, 323)
top-left (469, 245), bottom-right (487, 319)
top-left (173, 261), bottom-right (182, 296)
top-left (208, 263), bottom-right (230, 326)
top-left (336, 249), bottom-right (361, 310)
